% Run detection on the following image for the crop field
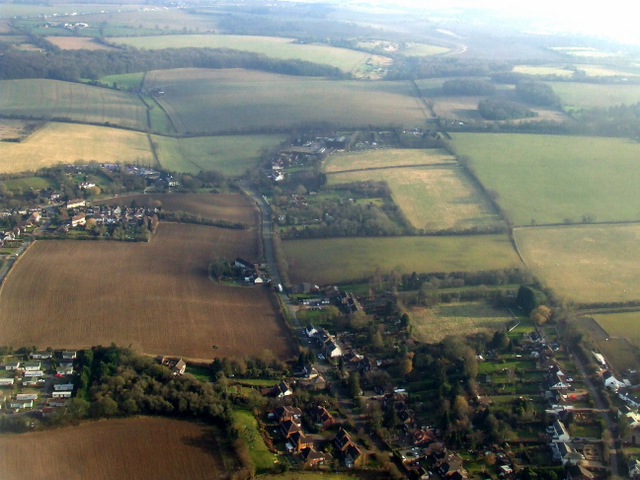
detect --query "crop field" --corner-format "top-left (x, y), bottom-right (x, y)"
top-left (153, 134), bottom-right (287, 176)
top-left (0, 79), bottom-right (148, 130)
top-left (327, 165), bottom-right (502, 231)
top-left (283, 235), bottom-right (520, 284)
top-left (104, 193), bottom-right (259, 226)
top-left (0, 417), bottom-right (228, 480)
top-left (144, 68), bottom-right (428, 134)
top-left (45, 36), bottom-right (116, 50)
top-left (512, 65), bottom-right (574, 77)
top-left (550, 82), bottom-right (640, 108)
top-left (0, 122), bottom-right (154, 174)
top-left (0, 223), bottom-right (296, 360)
top-left (515, 225), bottom-right (640, 304)
top-left (112, 34), bottom-right (390, 75)
top-left (323, 148), bottom-right (456, 173)
top-left (408, 301), bottom-right (513, 343)
top-left (451, 133), bottom-right (640, 226)
top-left (591, 312), bottom-right (640, 345)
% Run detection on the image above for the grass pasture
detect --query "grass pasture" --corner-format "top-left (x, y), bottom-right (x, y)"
top-left (451, 133), bottom-right (640, 226)
top-left (99, 72), bottom-right (147, 90)
top-left (515, 224), bottom-right (640, 304)
top-left (233, 408), bottom-right (277, 473)
top-left (550, 82), bottom-right (640, 109)
top-left (0, 79), bottom-right (148, 131)
top-left (111, 34), bottom-right (390, 76)
top-left (0, 223), bottom-right (296, 361)
top-left (512, 65), bottom-right (575, 77)
top-left (0, 122), bottom-right (154, 174)
top-left (322, 148), bottom-right (455, 173)
top-left (408, 301), bottom-right (512, 343)
top-left (327, 165), bottom-right (502, 232)
top-left (283, 235), bottom-right (519, 285)
top-left (45, 36), bottom-right (116, 50)
top-left (153, 134), bottom-right (287, 176)
top-left (592, 312), bottom-right (640, 345)
top-left (0, 417), bottom-right (228, 480)
top-left (144, 68), bottom-right (428, 135)
top-left (104, 193), bottom-right (259, 226)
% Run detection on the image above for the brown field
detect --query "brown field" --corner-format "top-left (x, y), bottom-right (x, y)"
top-left (0, 417), bottom-right (229, 480)
top-left (0, 119), bottom-right (38, 141)
top-left (45, 36), bottom-right (116, 50)
top-left (104, 193), bottom-right (258, 226)
top-left (0, 223), bottom-right (296, 360)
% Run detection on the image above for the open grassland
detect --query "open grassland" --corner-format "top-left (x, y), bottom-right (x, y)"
top-left (99, 72), bottom-right (146, 90)
top-left (233, 408), bottom-right (277, 473)
top-left (0, 79), bottom-right (148, 130)
top-left (550, 82), bottom-right (640, 108)
top-left (0, 122), bottom-right (154, 174)
top-left (284, 235), bottom-right (519, 284)
top-left (112, 34), bottom-right (390, 75)
top-left (409, 302), bottom-right (513, 343)
top-left (0, 417), bottom-right (228, 480)
top-left (451, 133), bottom-right (640, 226)
top-left (591, 312), bottom-right (640, 345)
top-left (0, 223), bottom-right (296, 360)
top-left (515, 225), bottom-right (640, 304)
top-left (327, 165), bottom-right (502, 231)
top-left (575, 64), bottom-right (640, 77)
top-left (144, 68), bottom-right (428, 134)
top-left (154, 134), bottom-right (286, 176)
top-left (512, 65), bottom-right (574, 77)
top-left (104, 193), bottom-right (259, 226)
top-left (322, 148), bottom-right (455, 173)
top-left (45, 36), bottom-right (116, 50)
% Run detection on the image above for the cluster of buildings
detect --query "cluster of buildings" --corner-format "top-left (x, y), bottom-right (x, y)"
top-left (63, 199), bottom-right (158, 231)
top-left (304, 325), bottom-right (343, 359)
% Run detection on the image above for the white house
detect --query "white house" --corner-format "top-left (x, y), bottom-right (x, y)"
top-left (52, 390), bottom-right (72, 398)
top-left (0, 378), bottom-right (14, 386)
top-left (550, 420), bottom-right (571, 442)
top-left (603, 371), bottom-right (625, 390)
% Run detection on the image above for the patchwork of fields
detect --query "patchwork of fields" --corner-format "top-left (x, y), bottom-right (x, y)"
top-left (515, 224), bottom-right (640, 304)
top-left (0, 122), bottom-right (155, 173)
top-left (144, 68), bottom-right (429, 134)
top-left (451, 133), bottom-right (640, 226)
top-left (0, 79), bottom-right (148, 131)
top-left (0, 417), bottom-right (228, 480)
top-left (283, 235), bottom-right (520, 284)
top-left (0, 222), bottom-right (295, 360)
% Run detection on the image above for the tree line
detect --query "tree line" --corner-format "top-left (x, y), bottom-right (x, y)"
top-left (0, 44), bottom-right (348, 82)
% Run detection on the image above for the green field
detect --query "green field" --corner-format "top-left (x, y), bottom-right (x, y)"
top-left (144, 68), bottom-right (428, 135)
top-left (0, 122), bottom-right (154, 173)
top-left (327, 165), bottom-right (502, 232)
top-left (284, 234), bottom-right (520, 284)
top-left (323, 148), bottom-right (455, 173)
top-left (0, 79), bottom-right (148, 131)
top-left (99, 72), bottom-right (146, 90)
top-left (550, 82), bottom-right (640, 108)
top-left (111, 34), bottom-right (390, 75)
top-left (153, 134), bottom-right (286, 175)
top-left (408, 301), bottom-right (513, 343)
top-left (592, 312), bottom-right (640, 344)
top-left (512, 65), bottom-right (575, 77)
top-left (451, 133), bottom-right (640, 226)
top-left (233, 408), bottom-right (277, 474)
top-left (515, 224), bottom-right (640, 304)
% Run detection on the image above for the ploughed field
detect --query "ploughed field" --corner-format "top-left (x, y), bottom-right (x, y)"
top-left (0, 223), bottom-right (295, 360)
top-left (0, 417), bottom-right (228, 480)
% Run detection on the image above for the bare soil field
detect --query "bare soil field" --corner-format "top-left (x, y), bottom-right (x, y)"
top-left (0, 223), bottom-right (296, 360)
top-left (408, 301), bottom-right (512, 343)
top-left (0, 417), bottom-right (229, 480)
top-left (45, 36), bottom-right (116, 50)
top-left (104, 193), bottom-right (259, 226)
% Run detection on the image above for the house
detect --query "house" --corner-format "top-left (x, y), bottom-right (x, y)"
top-left (4, 361), bottom-right (20, 370)
top-left (66, 199), bottom-right (86, 210)
top-left (305, 324), bottom-right (318, 337)
top-left (334, 428), bottom-right (363, 468)
top-left (603, 370), bottom-right (625, 390)
top-left (31, 352), bottom-right (52, 360)
top-left (550, 442), bottom-right (583, 465)
top-left (287, 431), bottom-right (312, 452)
top-left (61, 350), bottom-right (77, 359)
top-left (52, 390), bottom-right (72, 398)
top-left (23, 370), bottom-right (44, 377)
top-left (311, 405), bottom-right (335, 429)
top-left (22, 377), bottom-right (38, 386)
top-left (53, 383), bottom-right (74, 391)
top-left (24, 361), bottom-right (41, 371)
top-left (550, 420), bottom-right (571, 442)
top-left (56, 365), bottom-right (74, 375)
top-left (324, 340), bottom-right (343, 358)
top-left (299, 447), bottom-right (327, 467)
top-left (0, 378), bottom-right (15, 386)
top-left (275, 405), bottom-right (302, 426)
top-left (267, 381), bottom-right (292, 398)
top-left (630, 459), bottom-right (640, 480)
top-left (16, 393), bottom-right (38, 401)
top-left (10, 399), bottom-right (33, 409)
top-left (280, 419), bottom-right (301, 439)
top-left (71, 213), bottom-right (86, 227)
top-left (157, 357), bottom-right (187, 376)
